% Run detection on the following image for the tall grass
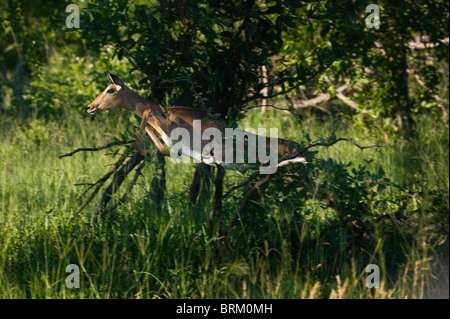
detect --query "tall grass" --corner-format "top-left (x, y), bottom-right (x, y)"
top-left (0, 108), bottom-right (448, 298)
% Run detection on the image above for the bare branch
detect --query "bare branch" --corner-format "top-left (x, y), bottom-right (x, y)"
top-left (242, 103), bottom-right (292, 113)
top-left (407, 68), bottom-right (449, 121)
top-left (289, 85), bottom-right (376, 118)
top-left (294, 91), bottom-right (331, 109)
top-left (75, 144), bottom-right (135, 214)
top-left (220, 174), bottom-right (272, 237)
top-left (244, 61), bottom-right (335, 104)
top-left (59, 139), bottom-right (135, 159)
top-left (298, 137), bottom-right (385, 156)
top-left (98, 159), bottom-right (146, 217)
top-left (335, 86), bottom-right (376, 119)
top-left (219, 136), bottom-right (384, 238)
top-left (375, 201), bottom-right (409, 223)
top-left (276, 156), bottom-right (307, 168)
top-left (223, 171), bottom-right (260, 199)
top-left (98, 151), bottom-right (145, 214)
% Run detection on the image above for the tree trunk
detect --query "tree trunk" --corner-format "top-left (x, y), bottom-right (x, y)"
top-left (209, 165), bottom-right (225, 236)
top-left (150, 150), bottom-right (166, 210)
top-left (189, 163), bottom-right (213, 204)
top-left (397, 36), bottom-right (415, 138)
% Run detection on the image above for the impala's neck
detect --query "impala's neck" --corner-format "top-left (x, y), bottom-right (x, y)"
top-left (121, 86), bottom-right (163, 118)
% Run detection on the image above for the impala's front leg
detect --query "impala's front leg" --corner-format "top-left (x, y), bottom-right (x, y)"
top-left (133, 111), bottom-right (151, 155)
top-left (144, 126), bottom-right (170, 156)
top-left (133, 110), bottom-right (170, 157)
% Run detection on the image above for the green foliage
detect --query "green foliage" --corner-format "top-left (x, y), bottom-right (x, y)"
top-left (0, 0), bottom-right (83, 114)
top-left (282, 0), bottom-right (448, 136)
top-left (0, 0), bottom-right (448, 300)
top-left (83, 0), bottom-right (339, 121)
top-left (23, 47), bottom-right (139, 118)
top-left (0, 111), bottom-right (447, 298)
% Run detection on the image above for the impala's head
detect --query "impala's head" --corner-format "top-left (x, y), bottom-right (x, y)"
top-left (87, 72), bottom-right (126, 115)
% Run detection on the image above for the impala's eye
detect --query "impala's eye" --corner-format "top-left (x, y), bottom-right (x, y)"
top-left (106, 88), bottom-right (115, 94)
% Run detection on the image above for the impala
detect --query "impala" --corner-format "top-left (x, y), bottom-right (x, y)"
top-left (87, 72), bottom-right (305, 173)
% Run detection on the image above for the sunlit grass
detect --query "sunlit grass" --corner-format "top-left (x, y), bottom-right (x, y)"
top-left (0, 108), bottom-right (448, 298)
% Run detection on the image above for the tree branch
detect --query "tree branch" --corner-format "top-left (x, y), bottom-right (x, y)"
top-left (244, 61), bottom-right (335, 104)
top-left (98, 151), bottom-right (145, 215)
top-left (219, 136), bottom-right (384, 238)
top-left (298, 137), bottom-right (385, 156)
top-left (59, 139), bottom-right (135, 158)
top-left (220, 174), bottom-right (272, 237)
top-left (75, 144), bottom-right (135, 214)
top-left (407, 68), bottom-right (449, 121)
top-left (97, 159), bottom-right (146, 218)
top-left (223, 171), bottom-right (260, 199)
top-left (290, 85), bottom-right (376, 118)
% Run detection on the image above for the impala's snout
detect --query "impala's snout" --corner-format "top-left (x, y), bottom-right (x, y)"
top-left (87, 104), bottom-right (98, 115)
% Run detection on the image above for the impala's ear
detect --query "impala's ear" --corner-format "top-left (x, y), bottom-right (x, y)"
top-left (105, 71), bottom-right (125, 87)
top-left (106, 71), bottom-right (114, 84)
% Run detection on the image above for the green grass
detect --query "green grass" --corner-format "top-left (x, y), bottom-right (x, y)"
top-left (0, 108), bottom-right (448, 298)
